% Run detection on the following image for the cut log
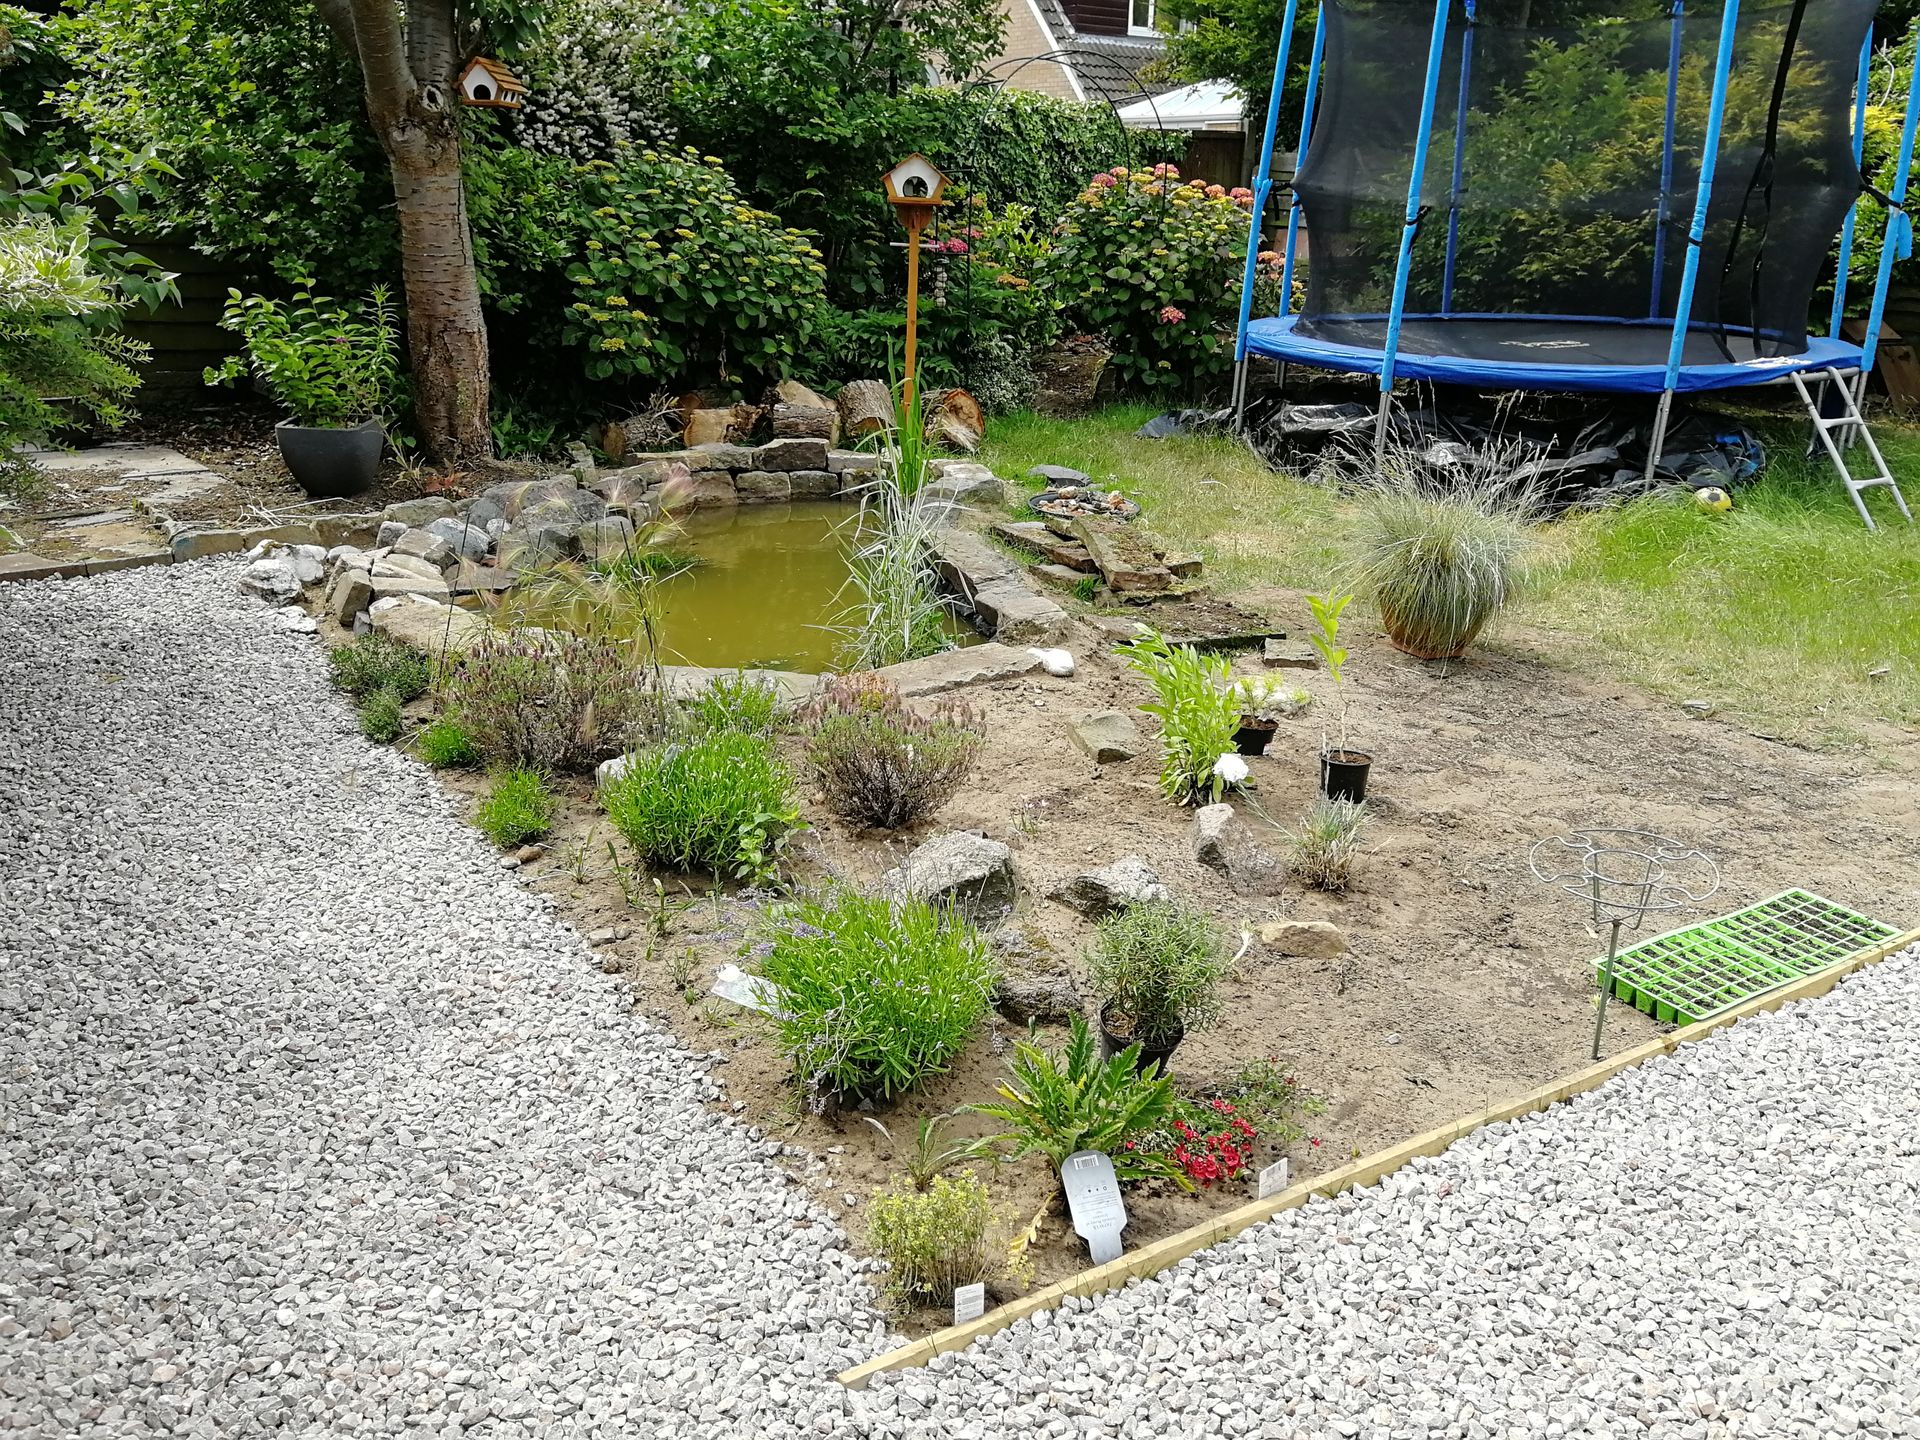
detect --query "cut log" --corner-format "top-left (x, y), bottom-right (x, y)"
top-left (770, 401), bottom-right (840, 444)
top-left (683, 407), bottom-right (736, 446)
top-left (924, 387), bottom-right (984, 452)
top-left (838, 379), bottom-right (895, 438)
top-left (1071, 515), bottom-right (1173, 594)
top-left (775, 378), bottom-right (834, 411)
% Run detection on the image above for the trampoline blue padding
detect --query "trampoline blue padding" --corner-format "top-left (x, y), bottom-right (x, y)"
top-left (1243, 313), bottom-right (1864, 395)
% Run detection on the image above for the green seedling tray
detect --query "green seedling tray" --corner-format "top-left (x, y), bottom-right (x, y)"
top-left (1598, 889), bottom-right (1901, 1026)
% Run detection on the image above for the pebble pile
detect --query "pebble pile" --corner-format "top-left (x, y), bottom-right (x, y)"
top-left (0, 562), bottom-right (887, 1438)
top-left (3, 560), bottom-right (1914, 1440)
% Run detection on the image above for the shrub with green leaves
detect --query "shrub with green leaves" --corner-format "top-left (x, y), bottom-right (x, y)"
top-left (757, 890), bottom-right (996, 1104)
top-left (444, 630), bottom-right (655, 772)
top-left (1121, 626), bottom-right (1239, 806)
top-left (1087, 900), bottom-right (1230, 1050)
top-left (416, 717), bottom-right (481, 769)
top-left (561, 149), bottom-right (827, 387)
top-left (356, 689), bottom-right (404, 744)
top-left (600, 731), bottom-right (800, 884)
top-left (475, 768), bottom-right (556, 850)
top-left (205, 284), bottom-right (399, 426)
top-left (329, 632), bottom-right (430, 702)
top-left (969, 1015), bottom-right (1187, 1187)
top-left (866, 1172), bottom-right (997, 1307)
top-left (1044, 164), bottom-right (1255, 397)
top-left (802, 673), bottom-right (983, 830)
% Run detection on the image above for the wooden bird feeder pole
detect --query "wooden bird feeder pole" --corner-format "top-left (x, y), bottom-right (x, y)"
top-left (881, 154), bottom-right (952, 418)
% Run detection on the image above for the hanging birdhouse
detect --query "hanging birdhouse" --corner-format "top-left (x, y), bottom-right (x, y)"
top-left (881, 154), bottom-right (951, 215)
top-left (457, 56), bottom-right (528, 110)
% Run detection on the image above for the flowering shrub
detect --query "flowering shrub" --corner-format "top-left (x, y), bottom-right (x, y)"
top-left (802, 674), bottom-right (984, 830)
top-left (510, 0), bottom-right (675, 161)
top-left (561, 148), bottom-right (827, 386)
top-left (866, 1172), bottom-right (999, 1307)
top-left (444, 631), bottom-right (656, 773)
top-left (1121, 624), bottom-right (1241, 805)
top-left (1043, 163), bottom-right (1255, 396)
top-left (757, 890), bottom-right (997, 1105)
top-left (1166, 1099), bottom-right (1258, 1188)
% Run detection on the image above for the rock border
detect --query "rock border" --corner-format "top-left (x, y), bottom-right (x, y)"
top-left (836, 921), bottom-right (1920, 1389)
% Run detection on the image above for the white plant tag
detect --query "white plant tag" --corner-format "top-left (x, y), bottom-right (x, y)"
top-left (952, 1282), bottom-right (986, 1325)
top-left (1255, 1157), bottom-right (1291, 1200)
top-left (1061, 1151), bottom-right (1127, 1264)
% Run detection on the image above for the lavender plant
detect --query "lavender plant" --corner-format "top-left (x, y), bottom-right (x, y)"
top-left (443, 630), bottom-right (659, 772)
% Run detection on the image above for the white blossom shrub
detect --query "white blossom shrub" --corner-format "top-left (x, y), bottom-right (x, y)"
top-left (509, 0), bottom-right (676, 160)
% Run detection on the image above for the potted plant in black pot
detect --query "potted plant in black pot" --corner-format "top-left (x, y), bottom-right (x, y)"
top-left (1229, 677), bottom-right (1313, 757)
top-left (1087, 898), bottom-right (1231, 1076)
top-left (205, 283), bottom-right (398, 498)
top-left (1308, 591), bottom-right (1371, 802)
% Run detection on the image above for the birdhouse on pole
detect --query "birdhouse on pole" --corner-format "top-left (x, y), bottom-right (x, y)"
top-left (881, 155), bottom-right (951, 411)
top-left (456, 57), bottom-right (528, 110)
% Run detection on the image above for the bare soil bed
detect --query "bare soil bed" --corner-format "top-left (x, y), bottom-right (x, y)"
top-left (413, 589), bottom-right (1918, 1335)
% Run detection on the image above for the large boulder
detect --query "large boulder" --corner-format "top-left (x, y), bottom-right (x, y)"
top-left (368, 595), bottom-right (490, 656)
top-left (238, 556), bottom-right (303, 605)
top-left (576, 515), bottom-right (636, 563)
top-left (1192, 804), bottom-right (1285, 897)
top-left (1052, 855), bottom-right (1170, 919)
top-left (882, 832), bottom-right (1016, 929)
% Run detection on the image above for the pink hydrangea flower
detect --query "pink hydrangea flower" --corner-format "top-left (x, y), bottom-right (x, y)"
top-left (1092, 172), bottom-right (1118, 188)
top-left (1206, 183), bottom-right (1227, 199)
top-left (1158, 305), bottom-right (1186, 325)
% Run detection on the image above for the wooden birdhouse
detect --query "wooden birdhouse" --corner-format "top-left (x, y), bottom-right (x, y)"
top-left (881, 154), bottom-right (950, 209)
top-left (457, 56), bottom-right (527, 110)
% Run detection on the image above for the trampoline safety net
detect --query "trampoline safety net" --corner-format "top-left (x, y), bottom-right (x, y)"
top-left (1291, 0), bottom-right (1879, 366)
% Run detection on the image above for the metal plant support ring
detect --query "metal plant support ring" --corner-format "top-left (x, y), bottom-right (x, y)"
top-left (1529, 828), bottom-right (1721, 1060)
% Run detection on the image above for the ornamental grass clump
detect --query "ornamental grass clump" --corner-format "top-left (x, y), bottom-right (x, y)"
top-left (802, 673), bottom-right (984, 830)
top-left (474, 768), bottom-right (555, 850)
top-left (757, 890), bottom-right (997, 1106)
top-left (682, 670), bottom-right (780, 738)
top-left (1087, 900), bottom-right (1230, 1052)
top-left (1289, 797), bottom-right (1369, 893)
top-left (969, 1015), bottom-right (1188, 1187)
top-left (866, 1172), bottom-right (997, 1307)
top-left (1352, 448), bottom-right (1545, 660)
top-left (444, 630), bottom-right (658, 772)
top-left (415, 717), bottom-right (481, 769)
top-left (599, 731), bottom-right (801, 885)
top-left (1121, 625), bottom-right (1240, 805)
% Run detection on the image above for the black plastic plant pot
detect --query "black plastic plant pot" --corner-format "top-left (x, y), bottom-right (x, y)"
top-left (275, 418), bottom-right (383, 498)
top-left (1098, 1003), bottom-right (1184, 1077)
top-left (1233, 719), bottom-right (1278, 757)
top-left (1320, 748), bottom-right (1373, 804)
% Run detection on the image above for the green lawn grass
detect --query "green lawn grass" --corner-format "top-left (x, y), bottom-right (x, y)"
top-left (982, 405), bottom-right (1920, 748)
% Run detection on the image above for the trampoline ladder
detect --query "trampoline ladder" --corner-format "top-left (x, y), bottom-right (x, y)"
top-left (1789, 367), bottom-right (1913, 532)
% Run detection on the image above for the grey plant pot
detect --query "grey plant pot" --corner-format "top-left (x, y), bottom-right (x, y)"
top-left (275, 418), bottom-right (383, 498)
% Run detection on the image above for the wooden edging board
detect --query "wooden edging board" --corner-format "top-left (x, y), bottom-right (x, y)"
top-left (839, 922), bottom-right (1920, 1389)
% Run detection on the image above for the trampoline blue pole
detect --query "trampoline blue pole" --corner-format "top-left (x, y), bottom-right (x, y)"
top-left (1280, 5), bottom-right (1329, 319)
top-left (1233, 0), bottom-right (1302, 367)
top-left (1440, 0), bottom-right (1477, 315)
top-left (1827, 32), bottom-right (1873, 340)
top-left (1860, 35), bottom-right (1920, 376)
top-left (1649, 1), bottom-right (1686, 318)
top-left (1377, 0), bottom-right (1456, 415)
top-left (1658, 0), bottom-right (1742, 396)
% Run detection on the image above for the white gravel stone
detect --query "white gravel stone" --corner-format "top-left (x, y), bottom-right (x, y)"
top-left (4, 560), bottom-right (1915, 1439)
top-left (0, 560), bottom-right (889, 1439)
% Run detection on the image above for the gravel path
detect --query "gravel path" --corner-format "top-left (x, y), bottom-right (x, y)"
top-left (4, 561), bottom-right (1915, 1440)
top-left (0, 562), bottom-right (888, 1438)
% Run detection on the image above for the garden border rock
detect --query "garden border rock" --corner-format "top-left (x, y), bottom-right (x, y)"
top-left (837, 921), bottom-right (1920, 1389)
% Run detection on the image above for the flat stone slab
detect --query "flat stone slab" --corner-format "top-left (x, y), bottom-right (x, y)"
top-left (0, 550), bottom-right (172, 584)
top-left (991, 520), bottom-right (1096, 571)
top-left (1263, 638), bottom-right (1318, 669)
top-left (874, 643), bottom-right (1042, 697)
top-left (659, 665), bottom-right (821, 711)
top-left (369, 596), bottom-right (491, 657)
top-left (1072, 515), bottom-right (1173, 593)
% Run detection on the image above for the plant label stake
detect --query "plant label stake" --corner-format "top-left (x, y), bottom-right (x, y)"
top-left (881, 154), bottom-right (951, 412)
top-left (952, 1282), bottom-right (986, 1326)
top-left (1255, 1157), bottom-right (1291, 1200)
top-left (1062, 1150), bottom-right (1127, 1264)
top-left (1528, 829), bottom-right (1721, 1060)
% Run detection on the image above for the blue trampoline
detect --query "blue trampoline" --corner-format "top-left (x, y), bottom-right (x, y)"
top-left (1229, 0), bottom-right (1920, 523)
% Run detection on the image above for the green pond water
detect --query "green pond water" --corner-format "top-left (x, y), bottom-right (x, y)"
top-left (651, 503), bottom-right (978, 673)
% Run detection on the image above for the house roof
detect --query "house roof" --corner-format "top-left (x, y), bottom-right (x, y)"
top-left (1025, 0), bottom-right (1178, 104)
top-left (1116, 80), bottom-right (1243, 130)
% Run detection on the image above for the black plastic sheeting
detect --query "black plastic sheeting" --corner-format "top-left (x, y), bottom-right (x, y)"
top-left (1137, 398), bottom-right (1767, 508)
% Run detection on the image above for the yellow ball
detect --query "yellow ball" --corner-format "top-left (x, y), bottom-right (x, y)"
top-left (1693, 486), bottom-right (1733, 513)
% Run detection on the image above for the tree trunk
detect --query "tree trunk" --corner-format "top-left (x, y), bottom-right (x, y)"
top-left (320, 0), bottom-right (490, 467)
top-left (384, 128), bottom-right (491, 466)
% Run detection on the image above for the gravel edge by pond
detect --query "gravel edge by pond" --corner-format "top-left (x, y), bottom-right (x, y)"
top-left (0, 560), bottom-right (889, 1438)
top-left (3, 559), bottom-right (1915, 1440)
